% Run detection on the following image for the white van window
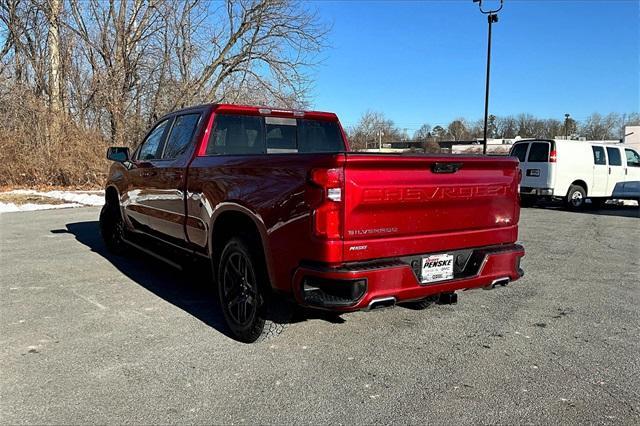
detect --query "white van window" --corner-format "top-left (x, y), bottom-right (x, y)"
top-left (592, 146), bottom-right (606, 165)
top-left (606, 147), bottom-right (622, 166)
top-left (528, 142), bottom-right (549, 162)
top-left (511, 143), bottom-right (528, 162)
top-left (625, 148), bottom-right (640, 167)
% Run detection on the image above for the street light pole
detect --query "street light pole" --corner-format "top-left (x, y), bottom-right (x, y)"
top-left (564, 113), bottom-right (570, 139)
top-left (474, 0), bottom-right (503, 155)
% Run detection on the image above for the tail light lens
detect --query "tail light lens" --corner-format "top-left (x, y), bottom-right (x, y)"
top-left (549, 150), bottom-right (557, 162)
top-left (309, 168), bottom-right (344, 239)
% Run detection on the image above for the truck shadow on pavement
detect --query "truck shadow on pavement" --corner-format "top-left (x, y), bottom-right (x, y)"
top-left (53, 220), bottom-right (345, 342)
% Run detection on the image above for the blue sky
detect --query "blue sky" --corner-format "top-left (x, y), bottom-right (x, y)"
top-left (308, 0), bottom-right (640, 131)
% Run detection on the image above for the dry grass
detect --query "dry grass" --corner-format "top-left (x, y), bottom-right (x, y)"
top-left (0, 90), bottom-right (110, 189)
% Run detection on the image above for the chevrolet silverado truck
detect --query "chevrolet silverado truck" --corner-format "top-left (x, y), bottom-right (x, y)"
top-left (101, 104), bottom-right (525, 342)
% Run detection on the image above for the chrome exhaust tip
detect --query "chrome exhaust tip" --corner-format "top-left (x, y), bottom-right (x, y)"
top-left (367, 297), bottom-right (396, 310)
top-left (484, 277), bottom-right (510, 290)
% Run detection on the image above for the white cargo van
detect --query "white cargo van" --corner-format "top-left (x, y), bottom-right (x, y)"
top-left (509, 139), bottom-right (640, 209)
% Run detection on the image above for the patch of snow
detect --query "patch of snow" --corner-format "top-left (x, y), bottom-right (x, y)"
top-left (0, 202), bottom-right (82, 213)
top-left (9, 189), bottom-right (105, 206)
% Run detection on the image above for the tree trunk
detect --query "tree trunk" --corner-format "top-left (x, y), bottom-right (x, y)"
top-left (47, 0), bottom-right (62, 113)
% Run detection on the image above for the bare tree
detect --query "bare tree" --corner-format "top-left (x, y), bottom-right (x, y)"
top-left (413, 123), bottom-right (431, 141)
top-left (580, 113), bottom-right (620, 140)
top-left (447, 118), bottom-right (468, 141)
top-left (347, 110), bottom-right (402, 150)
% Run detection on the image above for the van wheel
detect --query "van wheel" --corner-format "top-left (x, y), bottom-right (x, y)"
top-left (565, 185), bottom-right (586, 210)
top-left (99, 203), bottom-right (128, 255)
top-left (217, 236), bottom-right (287, 343)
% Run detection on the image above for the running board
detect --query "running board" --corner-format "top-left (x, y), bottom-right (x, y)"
top-left (122, 237), bottom-right (183, 270)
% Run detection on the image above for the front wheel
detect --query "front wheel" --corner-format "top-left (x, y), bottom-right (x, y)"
top-left (217, 237), bottom-right (286, 343)
top-left (99, 203), bottom-right (128, 255)
top-left (565, 185), bottom-right (586, 210)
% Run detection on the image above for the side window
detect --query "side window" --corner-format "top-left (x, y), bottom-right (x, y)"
top-left (206, 114), bottom-right (264, 155)
top-left (510, 143), bottom-right (528, 162)
top-left (625, 149), bottom-right (640, 167)
top-left (162, 113), bottom-right (201, 159)
top-left (138, 119), bottom-right (170, 160)
top-left (592, 146), bottom-right (606, 165)
top-left (298, 119), bottom-right (345, 153)
top-left (265, 117), bottom-right (297, 153)
top-left (527, 142), bottom-right (549, 162)
top-left (606, 147), bottom-right (622, 166)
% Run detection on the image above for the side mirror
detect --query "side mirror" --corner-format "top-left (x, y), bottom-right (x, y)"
top-left (107, 147), bottom-right (130, 163)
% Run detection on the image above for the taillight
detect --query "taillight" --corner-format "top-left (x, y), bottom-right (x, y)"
top-left (309, 168), bottom-right (344, 239)
top-left (549, 150), bottom-right (557, 162)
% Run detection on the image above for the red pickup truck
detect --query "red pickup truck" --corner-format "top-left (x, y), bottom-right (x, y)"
top-left (102, 104), bottom-right (525, 342)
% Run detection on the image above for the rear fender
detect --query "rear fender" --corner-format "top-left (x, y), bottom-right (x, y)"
top-left (208, 202), bottom-right (276, 288)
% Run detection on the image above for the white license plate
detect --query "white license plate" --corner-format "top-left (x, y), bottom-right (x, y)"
top-left (421, 253), bottom-right (454, 283)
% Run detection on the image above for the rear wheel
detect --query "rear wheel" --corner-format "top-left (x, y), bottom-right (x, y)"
top-left (217, 236), bottom-right (287, 343)
top-left (99, 202), bottom-right (128, 255)
top-left (565, 185), bottom-right (586, 210)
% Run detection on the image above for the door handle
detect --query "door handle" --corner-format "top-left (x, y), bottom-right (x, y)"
top-left (608, 167), bottom-right (611, 175)
top-left (141, 170), bottom-right (157, 177)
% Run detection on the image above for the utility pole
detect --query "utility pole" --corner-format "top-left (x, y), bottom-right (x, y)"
top-left (473, 0), bottom-right (503, 155)
top-left (378, 130), bottom-right (384, 150)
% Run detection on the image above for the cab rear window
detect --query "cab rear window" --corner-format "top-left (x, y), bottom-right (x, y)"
top-left (206, 114), bottom-right (345, 155)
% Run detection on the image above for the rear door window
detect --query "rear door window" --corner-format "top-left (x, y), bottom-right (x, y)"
top-left (606, 147), bottom-right (622, 166)
top-left (207, 114), bottom-right (264, 155)
top-left (162, 113), bottom-right (201, 159)
top-left (138, 119), bottom-right (170, 160)
top-left (510, 143), bottom-right (528, 162)
top-left (592, 146), bottom-right (606, 165)
top-left (527, 142), bottom-right (549, 162)
top-left (625, 148), bottom-right (640, 167)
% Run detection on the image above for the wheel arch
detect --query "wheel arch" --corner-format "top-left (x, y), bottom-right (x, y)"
top-left (569, 179), bottom-right (588, 196)
top-left (209, 204), bottom-right (275, 288)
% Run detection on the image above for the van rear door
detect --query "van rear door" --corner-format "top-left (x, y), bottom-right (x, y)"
top-left (512, 140), bottom-right (555, 192)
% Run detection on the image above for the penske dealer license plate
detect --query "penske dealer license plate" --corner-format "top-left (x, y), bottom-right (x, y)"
top-left (421, 253), bottom-right (454, 284)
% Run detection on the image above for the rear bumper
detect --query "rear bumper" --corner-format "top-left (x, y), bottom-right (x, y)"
top-left (520, 187), bottom-right (553, 196)
top-left (293, 244), bottom-right (525, 311)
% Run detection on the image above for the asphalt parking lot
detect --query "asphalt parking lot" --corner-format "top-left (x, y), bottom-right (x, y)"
top-left (1, 205), bottom-right (638, 424)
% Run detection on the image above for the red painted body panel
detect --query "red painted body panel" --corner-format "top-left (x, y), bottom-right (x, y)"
top-left (106, 103), bottom-right (525, 311)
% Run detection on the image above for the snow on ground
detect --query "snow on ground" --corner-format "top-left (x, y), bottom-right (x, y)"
top-left (0, 202), bottom-right (83, 213)
top-left (0, 189), bottom-right (104, 214)
top-left (9, 189), bottom-right (105, 206)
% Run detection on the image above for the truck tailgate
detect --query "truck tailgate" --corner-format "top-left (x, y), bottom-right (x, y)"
top-left (342, 154), bottom-right (520, 261)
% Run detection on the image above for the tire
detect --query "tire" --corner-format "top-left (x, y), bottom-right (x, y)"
top-left (99, 202), bottom-right (128, 255)
top-left (565, 185), bottom-right (587, 210)
top-left (217, 236), bottom-right (287, 343)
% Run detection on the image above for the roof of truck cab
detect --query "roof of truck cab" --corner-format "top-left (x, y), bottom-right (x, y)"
top-left (166, 103), bottom-right (339, 121)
